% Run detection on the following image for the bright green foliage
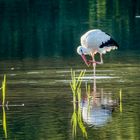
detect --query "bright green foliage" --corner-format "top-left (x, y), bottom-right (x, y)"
top-left (2, 75), bottom-right (6, 106)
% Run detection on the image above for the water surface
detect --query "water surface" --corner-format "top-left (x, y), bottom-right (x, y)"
top-left (0, 52), bottom-right (139, 139)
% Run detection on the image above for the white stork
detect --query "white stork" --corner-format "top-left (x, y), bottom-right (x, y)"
top-left (77, 29), bottom-right (119, 67)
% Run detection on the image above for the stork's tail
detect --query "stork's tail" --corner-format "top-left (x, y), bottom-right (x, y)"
top-left (99, 38), bottom-right (119, 54)
top-left (99, 38), bottom-right (119, 48)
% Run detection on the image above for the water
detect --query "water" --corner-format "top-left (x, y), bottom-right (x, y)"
top-left (0, 52), bottom-right (139, 139)
top-left (0, 0), bottom-right (140, 139)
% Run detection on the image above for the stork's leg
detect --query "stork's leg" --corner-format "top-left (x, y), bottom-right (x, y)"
top-left (89, 53), bottom-right (103, 64)
top-left (99, 53), bottom-right (103, 64)
top-left (93, 53), bottom-right (103, 64)
top-left (90, 53), bottom-right (96, 65)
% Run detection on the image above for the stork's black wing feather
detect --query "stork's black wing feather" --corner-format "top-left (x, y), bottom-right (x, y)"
top-left (99, 38), bottom-right (119, 48)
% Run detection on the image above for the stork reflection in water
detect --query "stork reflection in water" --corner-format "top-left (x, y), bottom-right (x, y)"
top-left (81, 78), bottom-right (118, 127)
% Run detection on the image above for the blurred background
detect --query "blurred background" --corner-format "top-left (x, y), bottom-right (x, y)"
top-left (0, 0), bottom-right (140, 59)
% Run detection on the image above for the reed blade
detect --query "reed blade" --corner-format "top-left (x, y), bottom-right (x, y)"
top-left (2, 75), bottom-right (6, 106)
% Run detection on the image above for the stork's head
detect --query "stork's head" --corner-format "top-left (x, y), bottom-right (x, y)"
top-left (77, 46), bottom-right (90, 66)
top-left (77, 46), bottom-right (90, 55)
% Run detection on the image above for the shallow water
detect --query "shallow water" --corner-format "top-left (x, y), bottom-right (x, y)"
top-left (0, 52), bottom-right (139, 140)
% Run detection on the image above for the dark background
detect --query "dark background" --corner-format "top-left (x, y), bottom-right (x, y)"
top-left (0, 0), bottom-right (140, 59)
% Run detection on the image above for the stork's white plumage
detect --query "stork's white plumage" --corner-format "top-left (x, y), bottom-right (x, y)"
top-left (77, 29), bottom-right (119, 66)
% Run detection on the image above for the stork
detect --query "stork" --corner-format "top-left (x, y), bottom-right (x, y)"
top-left (77, 29), bottom-right (119, 76)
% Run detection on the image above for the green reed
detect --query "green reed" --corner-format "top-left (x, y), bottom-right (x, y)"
top-left (2, 75), bottom-right (6, 106)
top-left (70, 69), bottom-right (87, 138)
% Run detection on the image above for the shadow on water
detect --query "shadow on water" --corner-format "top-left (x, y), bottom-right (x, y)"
top-left (70, 70), bottom-right (122, 139)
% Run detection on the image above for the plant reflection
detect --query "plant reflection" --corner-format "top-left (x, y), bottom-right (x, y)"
top-left (2, 106), bottom-right (7, 139)
top-left (119, 89), bottom-right (122, 113)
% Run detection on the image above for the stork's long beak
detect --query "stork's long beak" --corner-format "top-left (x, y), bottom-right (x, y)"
top-left (81, 54), bottom-right (89, 66)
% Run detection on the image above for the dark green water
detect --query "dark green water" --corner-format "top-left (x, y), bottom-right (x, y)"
top-left (0, 0), bottom-right (140, 140)
top-left (0, 53), bottom-right (139, 140)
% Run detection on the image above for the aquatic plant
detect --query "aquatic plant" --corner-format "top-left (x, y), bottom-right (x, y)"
top-left (2, 75), bottom-right (6, 106)
top-left (70, 69), bottom-right (87, 138)
top-left (70, 69), bottom-right (86, 93)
